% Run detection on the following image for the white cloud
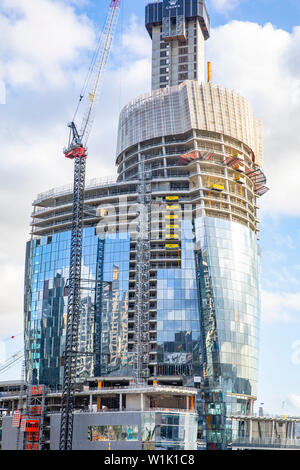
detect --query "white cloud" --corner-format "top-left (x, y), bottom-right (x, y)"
top-left (262, 290), bottom-right (300, 323)
top-left (120, 15), bottom-right (152, 58)
top-left (0, 0), bottom-right (95, 89)
top-left (0, 0), bottom-right (97, 339)
top-left (287, 393), bottom-right (300, 412)
top-left (263, 266), bottom-right (300, 291)
top-left (207, 21), bottom-right (300, 216)
top-left (273, 234), bottom-right (295, 251)
top-left (291, 340), bottom-right (300, 366)
top-left (0, 8), bottom-right (151, 339)
top-left (0, 265), bottom-right (24, 337)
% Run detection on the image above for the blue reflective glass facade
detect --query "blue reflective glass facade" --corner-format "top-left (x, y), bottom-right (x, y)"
top-left (142, 412), bottom-right (198, 450)
top-left (98, 235), bottom-right (132, 377)
top-left (24, 215), bottom-right (261, 450)
top-left (156, 221), bottom-right (201, 377)
top-left (24, 229), bottom-right (131, 387)
top-left (194, 217), bottom-right (261, 448)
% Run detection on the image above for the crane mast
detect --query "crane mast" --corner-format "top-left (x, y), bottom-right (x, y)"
top-left (59, 0), bottom-right (121, 451)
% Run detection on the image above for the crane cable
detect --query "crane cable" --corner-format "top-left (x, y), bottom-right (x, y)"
top-left (0, 350), bottom-right (24, 375)
top-left (0, 333), bottom-right (23, 374)
top-left (72, 23), bottom-right (106, 125)
top-left (67, 16), bottom-right (107, 149)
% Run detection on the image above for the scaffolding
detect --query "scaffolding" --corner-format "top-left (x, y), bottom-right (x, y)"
top-left (116, 82), bottom-right (263, 167)
top-left (12, 385), bottom-right (47, 451)
top-left (245, 167), bottom-right (269, 196)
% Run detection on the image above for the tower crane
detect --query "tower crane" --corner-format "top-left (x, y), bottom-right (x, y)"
top-left (59, 0), bottom-right (121, 451)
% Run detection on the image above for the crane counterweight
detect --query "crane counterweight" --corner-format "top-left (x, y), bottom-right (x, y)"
top-left (64, 147), bottom-right (87, 160)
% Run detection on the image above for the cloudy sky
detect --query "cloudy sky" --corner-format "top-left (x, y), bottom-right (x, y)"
top-left (0, 0), bottom-right (300, 415)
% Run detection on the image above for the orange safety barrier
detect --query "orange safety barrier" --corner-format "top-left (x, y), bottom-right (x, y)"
top-left (30, 386), bottom-right (37, 396)
top-left (25, 419), bottom-right (39, 433)
top-left (29, 405), bottom-right (42, 415)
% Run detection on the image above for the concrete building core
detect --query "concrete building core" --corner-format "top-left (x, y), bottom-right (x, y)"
top-left (146, 0), bottom-right (210, 90)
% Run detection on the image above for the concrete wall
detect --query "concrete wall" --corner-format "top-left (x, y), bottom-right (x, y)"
top-left (126, 394), bottom-right (140, 411)
top-left (50, 412), bottom-right (143, 450)
top-left (2, 416), bottom-right (24, 450)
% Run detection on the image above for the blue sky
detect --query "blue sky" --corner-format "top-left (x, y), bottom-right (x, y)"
top-left (73, 0), bottom-right (300, 34)
top-left (259, 214), bottom-right (300, 414)
top-left (0, 0), bottom-right (300, 416)
top-left (210, 0), bottom-right (300, 31)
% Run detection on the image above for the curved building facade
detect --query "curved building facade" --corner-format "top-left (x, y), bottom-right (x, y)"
top-left (24, 0), bottom-right (268, 449)
top-left (116, 81), bottom-right (262, 167)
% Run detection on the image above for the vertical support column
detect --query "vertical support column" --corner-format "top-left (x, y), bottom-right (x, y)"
top-left (290, 421), bottom-right (294, 440)
top-left (196, 161), bottom-right (202, 190)
top-left (224, 166), bottom-right (232, 221)
top-left (119, 393), bottom-right (123, 411)
top-left (220, 134), bottom-right (225, 156)
top-left (97, 380), bottom-right (102, 412)
top-left (195, 160), bottom-right (204, 219)
top-left (249, 418), bottom-right (253, 444)
top-left (162, 137), bottom-right (168, 178)
top-left (163, 157), bottom-right (167, 178)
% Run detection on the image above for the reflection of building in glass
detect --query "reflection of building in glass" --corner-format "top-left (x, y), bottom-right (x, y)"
top-left (77, 294), bottom-right (95, 379)
top-left (195, 219), bottom-right (261, 447)
top-left (88, 425), bottom-right (138, 442)
top-left (24, 0), bottom-right (268, 449)
top-left (141, 412), bottom-right (198, 450)
top-left (98, 236), bottom-right (131, 376)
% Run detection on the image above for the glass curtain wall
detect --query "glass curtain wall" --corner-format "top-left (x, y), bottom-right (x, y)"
top-left (195, 217), bottom-right (261, 449)
top-left (24, 230), bottom-right (131, 387)
top-left (156, 220), bottom-right (202, 378)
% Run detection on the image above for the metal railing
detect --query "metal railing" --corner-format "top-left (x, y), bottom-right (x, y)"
top-left (34, 176), bottom-right (117, 204)
top-left (232, 437), bottom-right (300, 449)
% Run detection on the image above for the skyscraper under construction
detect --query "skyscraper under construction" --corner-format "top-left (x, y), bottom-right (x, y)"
top-left (24, 0), bottom-right (268, 449)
